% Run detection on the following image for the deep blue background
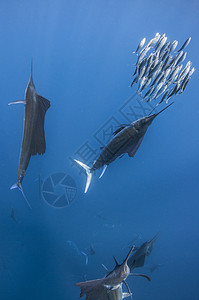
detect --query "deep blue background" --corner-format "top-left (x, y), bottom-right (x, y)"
top-left (0, 0), bottom-right (198, 299)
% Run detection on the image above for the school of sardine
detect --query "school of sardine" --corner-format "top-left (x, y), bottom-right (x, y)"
top-left (131, 34), bottom-right (195, 104)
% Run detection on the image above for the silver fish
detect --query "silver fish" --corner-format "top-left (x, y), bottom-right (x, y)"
top-left (168, 40), bottom-right (178, 53)
top-left (188, 67), bottom-right (195, 77)
top-left (146, 32), bottom-right (160, 47)
top-left (169, 51), bottom-right (183, 67)
top-left (140, 77), bottom-right (151, 94)
top-left (161, 49), bottom-right (170, 61)
top-left (162, 54), bottom-right (172, 71)
top-left (180, 77), bottom-right (191, 93)
top-left (155, 84), bottom-right (168, 100)
top-left (159, 41), bottom-right (170, 58)
top-left (138, 57), bottom-right (148, 74)
top-left (137, 66), bottom-right (146, 81)
top-left (138, 76), bottom-right (147, 93)
top-left (150, 71), bottom-right (164, 86)
top-left (168, 64), bottom-right (182, 82)
top-left (178, 37), bottom-right (191, 52)
top-left (175, 52), bottom-right (187, 66)
top-left (177, 64), bottom-right (191, 82)
top-left (136, 46), bottom-right (150, 65)
top-left (133, 37), bottom-right (146, 53)
top-left (145, 53), bottom-right (154, 74)
top-left (159, 89), bottom-right (169, 104)
top-left (155, 36), bottom-right (167, 53)
top-left (155, 33), bottom-right (166, 50)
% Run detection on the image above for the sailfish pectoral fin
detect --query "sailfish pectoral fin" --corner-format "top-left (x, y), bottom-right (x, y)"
top-left (8, 100), bottom-right (26, 105)
top-left (99, 165), bottom-right (107, 179)
top-left (10, 183), bottom-right (32, 209)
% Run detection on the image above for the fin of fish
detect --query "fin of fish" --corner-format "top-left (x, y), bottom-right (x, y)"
top-left (129, 273), bottom-right (151, 282)
top-left (113, 256), bottom-right (119, 266)
top-left (75, 278), bottom-right (105, 298)
top-left (81, 251), bottom-right (89, 265)
top-left (99, 165), bottom-right (107, 179)
top-left (30, 94), bottom-right (50, 155)
top-left (122, 280), bottom-right (132, 299)
top-left (122, 292), bottom-right (132, 299)
top-left (128, 253), bottom-right (146, 270)
top-left (10, 182), bottom-right (32, 209)
top-left (112, 125), bottom-right (126, 136)
top-left (127, 137), bottom-right (144, 157)
top-left (8, 100), bottom-right (26, 105)
top-left (101, 264), bottom-right (110, 274)
top-left (74, 159), bottom-right (92, 193)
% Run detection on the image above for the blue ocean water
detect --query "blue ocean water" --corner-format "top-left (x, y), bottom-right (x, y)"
top-left (0, 0), bottom-right (199, 299)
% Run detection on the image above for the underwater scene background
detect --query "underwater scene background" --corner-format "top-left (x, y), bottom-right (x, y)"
top-left (0, 0), bottom-right (199, 299)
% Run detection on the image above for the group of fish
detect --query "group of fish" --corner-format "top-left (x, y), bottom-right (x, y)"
top-left (76, 234), bottom-right (158, 300)
top-left (8, 33), bottom-right (194, 299)
top-left (130, 33), bottom-right (195, 104)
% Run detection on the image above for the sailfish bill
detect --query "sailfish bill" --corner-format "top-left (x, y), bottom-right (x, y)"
top-left (9, 60), bottom-right (50, 208)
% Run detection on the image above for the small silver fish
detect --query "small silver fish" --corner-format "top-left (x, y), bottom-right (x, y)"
top-left (175, 52), bottom-right (187, 66)
top-left (169, 51), bottom-right (183, 67)
top-left (155, 83), bottom-right (168, 100)
top-left (130, 74), bottom-right (138, 87)
top-left (168, 40), bottom-right (178, 53)
top-left (161, 49), bottom-right (170, 61)
top-left (159, 41), bottom-right (170, 58)
top-left (146, 32), bottom-right (160, 47)
top-left (188, 67), bottom-right (195, 77)
top-left (159, 89), bottom-right (169, 104)
top-left (162, 54), bottom-right (172, 71)
top-left (178, 37), bottom-right (191, 52)
top-left (140, 77), bottom-right (151, 94)
top-left (150, 71), bottom-right (163, 86)
top-left (180, 77), bottom-right (191, 93)
top-left (133, 37), bottom-right (146, 53)
top-left (155, 33), bottom-right (166, 50)
top-left (145, 53), bottom-right (154, 74)
top-left (137, 66), bottom-right (146, 81)
top-left (177, 64), bottom-right (191, 82)
top-left (138, 76), bottom-right (147, 93)
top-left (155, 36), bottom-right (167, 53)
top-left (168, 65), bottom-right (182, 82)
top-left (137, 46), bottom-right (150, 65)
top-left (138, 57), bottom-right (148, 74)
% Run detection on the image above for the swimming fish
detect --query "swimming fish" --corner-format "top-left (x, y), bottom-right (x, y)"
top-left (133, 37), bottom-right (146, 54)
top-left (67, 240), bottom-right (89, 265)
top-left (10, 208), bottom-right (17, 223)
top-left (9, 60), bottom-right (50, 208)
top-left (76, 245), bottom-right (150, 300)
top-left (178, 37), bottom-right (191, 52)
top-left (128, 234), bottom-right (158, 270)
top-left (74, 103), bottom-right (173, 193)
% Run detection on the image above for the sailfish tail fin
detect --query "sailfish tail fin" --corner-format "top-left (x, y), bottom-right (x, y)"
top-left (10, 183), bottom-right (32, 209)
top-left (74, 159), bottom-right (92, 193)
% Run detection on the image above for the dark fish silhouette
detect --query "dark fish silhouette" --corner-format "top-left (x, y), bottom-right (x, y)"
top-left (76, 245), bottom-right (150, 300)
top-left (128, 234), bottom-right (158, 270)
top-left (10, 208), bottom-right (17, 223)
top-left (75, 103), bottom-right (174, 192)
top-left (89, 244), bottom-right (95, 256)
top-left (9, 60), bottom-right (50, 208)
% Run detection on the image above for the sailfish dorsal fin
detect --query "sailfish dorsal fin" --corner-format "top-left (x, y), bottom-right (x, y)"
top-left (30, 94), bottom-right (50, 155)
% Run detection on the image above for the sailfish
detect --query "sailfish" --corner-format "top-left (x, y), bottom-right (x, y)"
top-left (9, 60), bottom-right (50, 208)
top-left (75, 245), bottom-right (150, 300)
top-left (74, 102), bottom-right (174, 193)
